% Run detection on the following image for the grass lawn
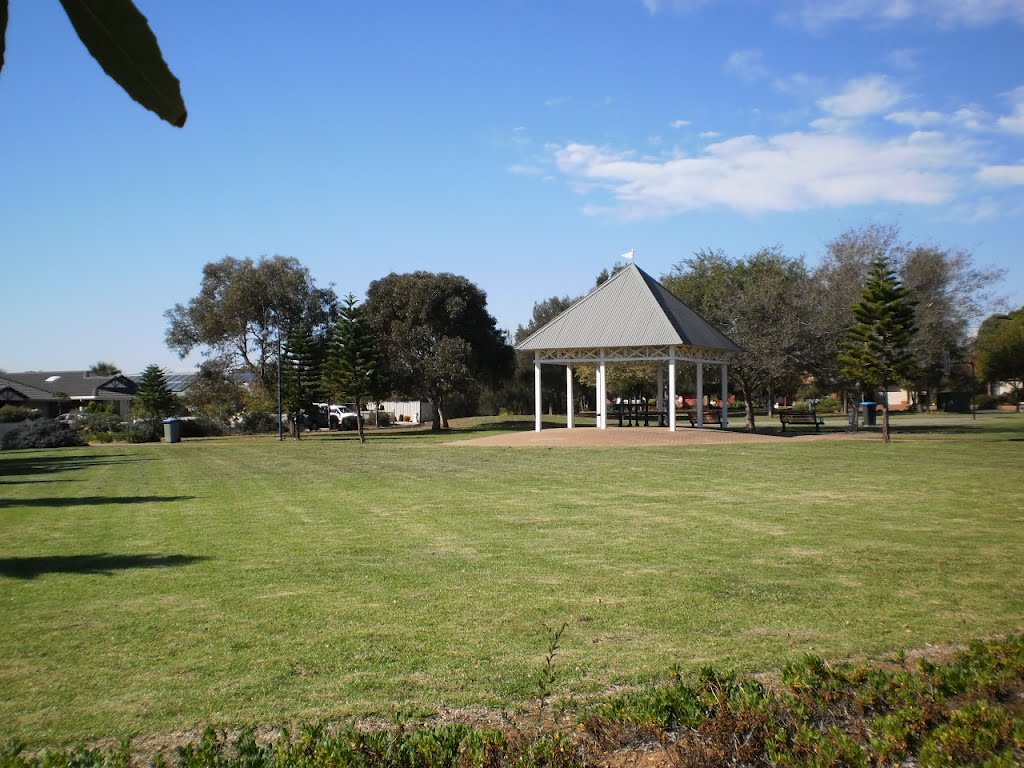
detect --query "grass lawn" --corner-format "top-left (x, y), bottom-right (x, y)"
top-left (1, 413), bottom-right (1022, 746)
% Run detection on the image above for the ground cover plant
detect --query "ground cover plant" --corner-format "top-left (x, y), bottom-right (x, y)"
top-left (2, 635), bottom-right (1023, 766)
top-left (0, 413), bottom-right (1022, 749)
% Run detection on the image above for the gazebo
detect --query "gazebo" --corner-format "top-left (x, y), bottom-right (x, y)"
top-left (515, 262), bottom-right (741, 432)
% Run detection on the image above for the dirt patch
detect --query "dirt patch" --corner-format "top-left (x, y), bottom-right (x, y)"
top-left (448, 426), bottom-right (860, 448)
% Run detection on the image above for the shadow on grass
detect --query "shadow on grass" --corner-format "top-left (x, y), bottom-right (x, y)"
top-left (0, 495), bottom-right (196, 510)
top-left (0, 553), bottom-right (209, 580)
top-left (0, 453), bottom-right (151, 479)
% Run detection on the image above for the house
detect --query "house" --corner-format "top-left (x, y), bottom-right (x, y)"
top-left (1, 371), bottom-right (139, 417)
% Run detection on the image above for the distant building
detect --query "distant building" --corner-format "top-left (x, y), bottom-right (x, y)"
top-left (1, 371), bottom-right (138, 417)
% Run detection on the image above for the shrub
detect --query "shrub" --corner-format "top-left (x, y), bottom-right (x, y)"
top-left (83, 412), bottom-right (126, 435)
top-left (1, 420), bottom-right (87, 450)
top-left (178, 416), bottom-right (227, 438)
top-left (975, 394), bottom-right (998, 410)
top-left (918, 701), bottom-right (1015, 768)
top-left (0, 406), bottom-right (40, 423)
top-left (814, 395), bottom-right (842, 413)
top-left (125, 421), bottom-right (162, 443)
top-left (236, 412), bottom-right (279, 434)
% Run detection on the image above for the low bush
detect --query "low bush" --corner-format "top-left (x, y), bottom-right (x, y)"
top-left (3, 636), bottom-right (1023, 767)
top-left (236, 412), bottom-right (279, 435)
top-left (125, 422), bottom-right (162, 444)
top-left (0, 406), bottom-right (41, 423)
top-left (178, 416), bottom-right (228, 438)
top-left (83, 412), bottom-right (126, 435)
top-left (1, 420), bottom-right (87, 450)
top-left (975, 394), bottom-right (998, 410)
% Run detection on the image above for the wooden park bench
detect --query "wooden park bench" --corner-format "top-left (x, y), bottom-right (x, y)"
top-left (685, 410), bottom-right (723, 428)
top-left (778, 410), bottom-right (824, 432)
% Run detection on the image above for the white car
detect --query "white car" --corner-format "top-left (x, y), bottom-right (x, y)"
top-left (314, 403), bottom-right (361, 430)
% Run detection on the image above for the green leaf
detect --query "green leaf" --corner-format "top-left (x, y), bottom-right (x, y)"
top-left (58, 0), bottom-right (186, 127)
top-left (0, 0), bottom-right (8, 73)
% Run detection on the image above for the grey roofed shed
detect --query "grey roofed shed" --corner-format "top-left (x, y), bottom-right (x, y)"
top-left (515, 262), bottom-right (740, 432)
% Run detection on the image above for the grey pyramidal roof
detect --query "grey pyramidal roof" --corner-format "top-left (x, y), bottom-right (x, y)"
top-left (516, 263), bottom-right (741, 353)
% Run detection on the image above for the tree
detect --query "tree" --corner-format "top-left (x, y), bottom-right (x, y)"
top-left (839, 257), bottom-right (919, 443)
top-left (0, 0), bottom-right (186, 127)
top-left (900, 245), bottom-right (1005, 411)
top-left (88, 361), bottom-right (121, 376)
top-left (182, 359), bottom-right (246, 423)
top-left (133, 364), bottom-right (176, 426)
top-left (364, 272), bottom-right (514, 431)
top-left (323, 294), bottom-right (377, 443)
top-left (811, 224), bottom-right (901, 428)
top-left (976, 309), bottom-right (1024, 412)
top-left (165, 255), bottom-right (337, 392)
top-left (507, 294), bottom-right (580, 415)
top-left (281, 322), bottom-right (323, 439)
top-left (662, 247), bottom-right (815, 431)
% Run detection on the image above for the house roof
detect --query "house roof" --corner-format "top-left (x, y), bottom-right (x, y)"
top-left (0, 375), bottom-right (59, 402)
top-left (515, 263), bottom-right (741, 353)
top-left (3, 371), bottom-right (138, 400)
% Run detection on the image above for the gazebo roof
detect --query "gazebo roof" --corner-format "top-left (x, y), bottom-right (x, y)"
top-left (516, 263), bottom-right (740, 353)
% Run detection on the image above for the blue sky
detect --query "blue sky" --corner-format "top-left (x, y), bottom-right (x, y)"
top-left (2, 0), bottom-right (1022, 373)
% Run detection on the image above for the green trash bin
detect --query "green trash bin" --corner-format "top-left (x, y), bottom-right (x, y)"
top-left (163, 418), bottom-right (181, 443)
top-left (860, 402), bottom-right (877, 426)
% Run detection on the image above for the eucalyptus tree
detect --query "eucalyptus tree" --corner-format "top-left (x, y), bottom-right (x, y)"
top-left (364, 272), bottom-right (513, 430)
top-left (976, 309), bottom-right (1024, 412)
top-left (165, 256), bottom-right (337, 393)
top-left (662, 247), bottom-right (815, 431)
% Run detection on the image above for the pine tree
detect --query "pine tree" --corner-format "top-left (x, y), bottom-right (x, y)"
top-left (282, 322), bottom-right (322, 439)
top-left (133, 364), bottom-right (176, 428)
top-left (839, 256), bottom-right (918, 443)
top-left (324, 294), bottom-right (377, 443)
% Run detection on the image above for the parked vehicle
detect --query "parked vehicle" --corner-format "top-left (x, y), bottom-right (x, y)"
top-left (55, 412), bottom-right (87, 425)
top-left (313, 403), bottom-right (362, 431)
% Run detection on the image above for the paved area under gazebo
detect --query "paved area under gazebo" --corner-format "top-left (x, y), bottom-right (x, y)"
top-left (449, 426), bottom-right (861, 448)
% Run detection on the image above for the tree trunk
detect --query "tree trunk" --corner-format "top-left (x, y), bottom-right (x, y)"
top-left (356, 398), bottom-right (366, 444)
top-left (881, 386), bottom-right (891, 444)
top-left (742, 384), bottom-right (756, 432)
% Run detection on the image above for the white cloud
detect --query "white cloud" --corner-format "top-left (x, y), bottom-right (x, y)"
top-left (550, 129), bottom-right (963, 217)
top-left (952, 105), bottom-right (990, 131)
top-left (996, 86), bottom-right (1024, 134)
top-left (699, 131), bottom-right (721, 138)
top-left (886, 110), bottom-right (945, 127)
top-left (792, 0), bottom-right (1024, 29)
top-left (670, 119), bottom-right (691, 128)
top-left (544, 96), bottom-right (570, 107)
top-left (819, 75), bottom-right (903, 117)
top-left (724, 49), bottom-right (768, 82)
top-left (977, 164), bottom-right (1024, 186)
top-left (810, 117), bottom-right (855, 133)
top-left (884, 48), bottom-right (922, 70)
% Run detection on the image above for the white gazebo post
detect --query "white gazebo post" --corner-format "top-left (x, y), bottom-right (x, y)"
top-left (720, 363), bottom-right (729, 429)
top-left (566, 366), bottom-right (575, 429)
top-left (696, 360), bottom-right (704, 428)
top-left (656, 367), bottom-right (664, 423)
top-left (534, 353), bottom-right (542, 432)
top-left (598, 351), bottom-right (607, 429)
top-left (668, 347), bottom-right (677, 432)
